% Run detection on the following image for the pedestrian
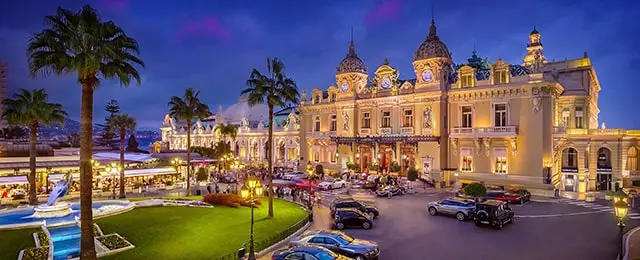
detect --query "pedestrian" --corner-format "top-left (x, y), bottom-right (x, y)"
top-left (206, 185), bottom-right (212, 194)
top-left (215, 184), bottom-right (220, 193)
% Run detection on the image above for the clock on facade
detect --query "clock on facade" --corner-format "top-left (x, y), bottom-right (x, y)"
top-left (341, 82), bottom-right (349, 93)
top-left (422, 70), bottom-right (434, 82)
top-left (381, 77), bottom-right (391, 89)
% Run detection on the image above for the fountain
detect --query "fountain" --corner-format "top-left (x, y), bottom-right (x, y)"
top-left (32, 173), bottom-right (73, 218)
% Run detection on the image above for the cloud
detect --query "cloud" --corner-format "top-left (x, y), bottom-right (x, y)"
top-left (177, 15), bottom-right (232, 43)
top-left (364, 0), bottom-right (403, 27)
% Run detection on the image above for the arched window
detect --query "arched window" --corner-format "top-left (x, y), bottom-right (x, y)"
top-left (562, 148), bottom-right (578, 171)
top-left (278, 141), bottom-right (285, 160)
top-left (597, 147), bottom-right (612, 171)
top-left (628, 147), bottom-right (639, 171)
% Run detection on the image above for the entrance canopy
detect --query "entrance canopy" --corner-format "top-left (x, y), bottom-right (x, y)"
top-left (93, 152), bottom-right (156, 163)
top-left (331, 136), bottom-right (439, 144)
top-left (0, 175), bottom-right (27, 185)
top-left (96, 167), bottom-right (177, 179)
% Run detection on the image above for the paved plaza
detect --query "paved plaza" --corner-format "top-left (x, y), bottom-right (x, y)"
top-left (268, 189), bottom-right (640, 260)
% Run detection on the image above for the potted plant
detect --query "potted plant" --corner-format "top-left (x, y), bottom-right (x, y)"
top-left (346, 162), bottom-right (359, 172)
top-left (407, 166), bottom-right (418, 193)
top-left (463, 182), bottom-right (487, 202)
top-left (367, 162), bottom-right (378, 174)
top-left (604, 191), bottom-right (614, 200)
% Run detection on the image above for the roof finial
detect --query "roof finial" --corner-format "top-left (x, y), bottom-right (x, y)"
top-left (431, 3), bottom-right (435, 24)
top-left (428, 3), bottom-right (437, 37)
top-left (350, 26), bottom-right (354, 43)
top-left (348, 27), bottom-right (356, 56)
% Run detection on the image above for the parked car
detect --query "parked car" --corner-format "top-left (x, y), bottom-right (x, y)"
top-left (318, 178), bottom-right (348, 190)
top-left (374, 185), bottom-right (405, 197)
top-left (485, 190), bottom-right (530, 204)
top-left (272, 245), bottom-right (351, 260)
top-left (473, 200), bottom-right (515, 229)
top-left (333, 208), bottom-right (373, 230)
top-left (427, 198), bottom-right (476, 221)
top-left (283, 172), bottom-right (308, 181)
top-left (217, 173), bottom-right (237, 184)
top-left (290, 230), bottom-right (379, 260)
top-left (330, 198), bottom-right (379, 219)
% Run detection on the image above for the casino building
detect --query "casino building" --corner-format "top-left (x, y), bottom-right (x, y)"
top-left (298, 19), bottom-right (640, 193)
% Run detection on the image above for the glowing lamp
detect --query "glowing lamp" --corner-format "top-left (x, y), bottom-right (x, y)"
top-left (335, 152), bottom-right (339, 157)
top-left (355, 153), bottom-right (360, 158)
top-left (614, 199), bottom-right (629, 220)
top-left (240, 187), bottom-right (249, 199)
top-left (613, 190), bottom-right (629, 204)
top-left (255, 186), bottom-right (264, 196)
top-left (248, 179), bottom-right (257, 188)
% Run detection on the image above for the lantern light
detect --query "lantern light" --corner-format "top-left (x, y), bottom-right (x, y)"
top-left (240, 186), bottom-right (249, 199)
top-left (255, 186), bottom-right (264, 196)
top-left (613, 199), bottom-right (629, 220)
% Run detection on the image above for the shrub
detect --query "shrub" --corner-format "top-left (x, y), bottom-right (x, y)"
top-left (21, 247), bottom-right (49, 260)
top-left (407, 166), bottom-right (418, 181)
top-left (464, 183), bottom-right (487, 198)
top-left (315, 164), bottom-right (324, 175)
top-left (203, 194), bottom-right (261, 208)
top-left (367, 162), bottom-right (378, 171)
top-left (390, 161), bottom-right (401, 172)
top-left (97, 234), bottom-right (132, 250)
top-left (346, 162), bottom-right (359, 171)
top-left (36, 230), bottom-right (49, 246)
top-left (196, 167), bottom-right (208, 182)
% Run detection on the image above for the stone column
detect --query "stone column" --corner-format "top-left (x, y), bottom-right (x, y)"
top-left (577, 146), bottom-right (587, 193)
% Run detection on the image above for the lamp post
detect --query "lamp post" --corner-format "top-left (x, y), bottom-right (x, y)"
top-left (240, 176), bottom-right (263, 260)
top-left (613, 191), bottom-right (629, 259)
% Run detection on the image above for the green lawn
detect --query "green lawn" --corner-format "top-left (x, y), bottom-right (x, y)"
top-left (98, 198), bottom-right (307, 259)
top-left (0, 228), bottom-right (37, 260)
top-left (121, 195), bottom-right (204, 202)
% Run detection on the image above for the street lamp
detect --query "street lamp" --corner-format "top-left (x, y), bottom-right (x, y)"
top-left (240, 176), bottom-right (263, 260)
top-left (614, 198), bottom-right (629, 259)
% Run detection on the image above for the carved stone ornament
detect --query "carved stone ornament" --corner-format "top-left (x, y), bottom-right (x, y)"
top-left (531, 95), bottom-right (541, 113)
top-left (342, 111), bottom-right (349, 131)
top-left (423, 106), bottom-right (433, 129)
top-left (241, 117), bottom-right (249, 127)
top-left (301, 90), bottom-right (307, 103)
top-left (483, 138), bottom-right (491, 157)
top-left (451, 138), bottom-right (458, 155)
top-left (510, 137), bottom-right (517, 156)
top-left (257, 120), bottom-right (265, 130)
top-left (474, 138), bottom-right (481, 155)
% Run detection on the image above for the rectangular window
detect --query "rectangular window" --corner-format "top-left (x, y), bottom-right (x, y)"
top-left (382, 111), bottom-right (391, 128)
top-left (562, 108), bottom-right (570, 127)
top-left (494, 104), bottom-right (507, 127)
top-left (362, 112), bottom-right (371, 128)
top-left (461, 75), bottom-right (473, 87)
top-left (331, 93), bottom-right (337, 102)
top-left (330, 115), bottom-right (337, 131)
top-left (461, 106), bottom-right (473, 128)
top-left (314, 95), bottom-right (320, 104)
top-left (495, 157), bottom-right (507, 174)
top-left (403, 110), bottom-right (413, 127)
top-left (493, 70), bottom-right (507, 84)
top-left (575, 107), bottom-right (584, 129)
top-left (462, 156), bottom-right (473, 172)
top-left (314, 117), bottom-right (320, 132)
top-left (313, 151), bottom-right (319, 162)
top-left (330, 151), bottom-right (336, 163)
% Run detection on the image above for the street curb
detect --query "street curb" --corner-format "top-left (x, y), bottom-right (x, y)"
top-left (623, 225), bottom-right (640, 260)
top-left (255, 221), bottom-right (312, 258)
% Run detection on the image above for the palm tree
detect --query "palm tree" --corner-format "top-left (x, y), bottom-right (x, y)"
top-left (168, 88), bottom-right (211, 196)
top-left (108, 114), bottom-right (136, 198)
top-left (2, 88), bottom-right (67, 204)
top-left (27, 5), bottom-right (144, 259)
top-left (214, 123), bottom-right (238, 144)
top-left (242, 57), bottom-right (299, 217)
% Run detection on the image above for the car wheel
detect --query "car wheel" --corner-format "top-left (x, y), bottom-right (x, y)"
top-left (497, 223), bottom-right (503, 230)
top-left (428, 207), bottom-right (437, 216)
top-left (354, 255), bottom-right (367, 260)
top-left (519, 198), bottom-right (524, 205)
top-left (336, 222), bottom-right (345, 230)
top-left (368, 212), bottom-right (375, 219)
top-left (455, 212), bottom-right (466, 221)
top-left (362, 222), bottom-right (371, 229)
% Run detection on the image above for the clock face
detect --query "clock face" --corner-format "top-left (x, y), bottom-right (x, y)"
top-left (422, 70), bottom-right (434, 82)
top-left (341, 82), bottom-right (349, 93)
top-left (381, 77), bottom-right (391, 89)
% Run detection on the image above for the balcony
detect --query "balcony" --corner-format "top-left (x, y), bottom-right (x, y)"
top-left (400, 127), bottom-right (414, 135)
top-left (306, 131), bottom-right (332, 139)
top-left (450, 126), bottom-right (518, 138)
top-left (360, 128), bottom-right (371, 136)
top-left (379, 127), bottom-right (392, 136)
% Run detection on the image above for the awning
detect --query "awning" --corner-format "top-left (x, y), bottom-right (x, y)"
top-left (0, 175), bottom-right (27, 185)
top-left (93, 152), bottom-right (156, 163)
top-left (97, 167), bottom-right (177, 179)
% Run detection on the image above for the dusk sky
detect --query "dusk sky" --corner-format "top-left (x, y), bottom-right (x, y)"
top-left (0, 0), bottom-right (639, 129)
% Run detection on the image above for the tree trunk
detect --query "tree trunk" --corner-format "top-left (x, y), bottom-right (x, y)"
top-left (79, 83), bottom-right (97, 259)
top-left (268, 104), bottom-right (274, 218)
top-left (119, 128), bottom-right (126, 198)
top-left (186, 121), bottom-right (192, 196)
top-left (28, 122), bottom-right (38, 205)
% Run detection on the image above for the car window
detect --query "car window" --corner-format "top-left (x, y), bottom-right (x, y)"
top-left (334, 234), bottom-right (353, 244)
top-left (324, 237), bottom-right (338, 245)
top-left (309, 237), bottom-right (324, 244)
top-left (315, 250), bottom-right (339, 259)
top-left (284, 252), bottom-right (305, 260)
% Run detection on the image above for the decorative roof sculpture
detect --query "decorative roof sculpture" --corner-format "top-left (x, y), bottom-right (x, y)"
top-left (415, 18), bottom-right (451, 61)
top-left (336, 38), bottom-right (367, 74)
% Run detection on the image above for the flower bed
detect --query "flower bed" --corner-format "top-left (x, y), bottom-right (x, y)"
top-left (19, 247), bottom-right (48, 260)
top-left (203, 194), bottom-right (261, 208)
top-left (97, 234), bottom-right (133, 250)
top-left (35, 230), bottom-right (48, 247)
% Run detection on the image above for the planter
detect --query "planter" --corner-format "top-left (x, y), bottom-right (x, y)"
top-left (605, 195), bottom-right (612, 200)
top-left (585, 195), bottom-right (596, 202)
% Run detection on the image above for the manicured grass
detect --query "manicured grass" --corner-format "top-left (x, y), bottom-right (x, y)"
top-left (98, 198), bottom-right (307, 259)
top-left (0, 228), bottom-right (37, 260)
top-left (121, 195), bottom-right (204, 202)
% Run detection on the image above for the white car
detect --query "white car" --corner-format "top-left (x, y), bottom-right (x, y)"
top-left (283, 172), bottom-right (307, 181)
top-left (317, 178), bottom-right (348, 190)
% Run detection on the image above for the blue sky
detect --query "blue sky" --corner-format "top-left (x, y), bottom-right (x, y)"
top-left (0, 0), bottom-right (639, 129)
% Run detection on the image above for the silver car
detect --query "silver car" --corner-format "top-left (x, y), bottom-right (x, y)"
top-left (290, 230), bottom-right (379, 260)
top-left (427, 198), bottom-right (476, 221)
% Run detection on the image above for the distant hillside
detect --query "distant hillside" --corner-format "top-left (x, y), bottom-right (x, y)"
top-left (38, 117), bottom-right (160, 138)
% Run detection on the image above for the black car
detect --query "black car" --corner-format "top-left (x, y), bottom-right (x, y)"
top-left (330, 199), bottom-right (379, 219)
top-left (272, 245), bottom-right (350, 260)
top-left (333, 208), bottom-right (373, 230)
top-left (473, 200), bottom-right (515, 230)
top-left (290, 230), bottom-right (379, 260)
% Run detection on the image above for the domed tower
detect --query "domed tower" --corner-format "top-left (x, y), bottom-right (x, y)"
top-left (412, 17), bottom-right (452, 91)
top-left (335, 38), bottom-right (368, 99)
top-left (522, 26), bottom-right (547, 73)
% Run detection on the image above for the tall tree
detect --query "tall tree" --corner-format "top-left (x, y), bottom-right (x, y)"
top-left (2, 89), bottom-right (67, 204)
top-left (242, 57), bottom-right (299, 217)
top-left (214, 123), bottom-right (238, 144)
top-left (168, 88), bottom-right (211, 196)
top-left (27, 5), bottom-right (144, 259)
top-left (98, 99), bottom-right (120, 147)
top-left (108, 114), bottom-right (136, 198)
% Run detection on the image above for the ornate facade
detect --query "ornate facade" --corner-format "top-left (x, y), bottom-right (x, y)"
top-left (299, 19), bottom-right (640, 192)
top-left (160, 96), bottom-right (301, 168)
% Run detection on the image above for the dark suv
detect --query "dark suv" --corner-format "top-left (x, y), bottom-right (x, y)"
top-left (330, 199), bottom-right (379, 219)
top-left (473, 200), bottom-right (514, 230)
top-left (333, 208), bottom-right (373, 230)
